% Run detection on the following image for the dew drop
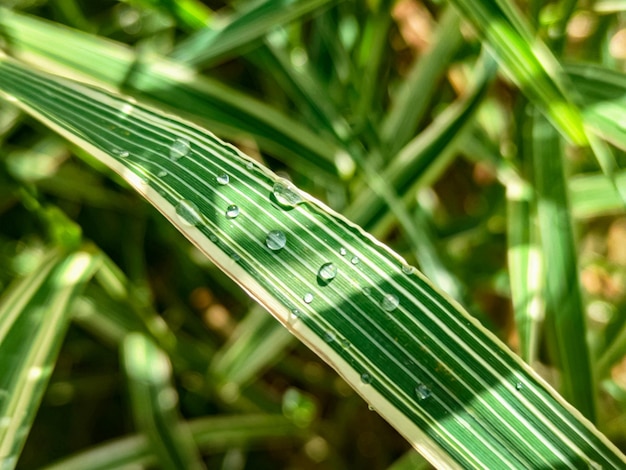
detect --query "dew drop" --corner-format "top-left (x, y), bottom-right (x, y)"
top-left (415, 383), bottom-right (431, 400)
top-left (381, 293), bottom-right (399, 312)
top-left (265, 230), bottom-right (287, 251)
top-left (225, 204), bottom-right (240, 219)
top-left (157, 170), bottom-right (168, 177)
top-left (515, 382), bottom-right (523, 391)
top-left (340, 338), bottom-right (351, 348)
top-left (402, 264), bottom-right (415, 275)
top-left (339, 247), bottom-right (347, 256)
top-left (176, 200), bottom-right (203, 226)
top-left (170, 138), bottom-right (190, 161)
top-left (113, 148), bottom-right (129, 158)
top-left (246, 162), bottom-right (254, 170)
top-left (368, 404), bottom-right (375, 411)
top-left (351, 256), bottom-right (359, 265)
top-left (323, 330), bottom-right (336, 343)
top-left (289, 308), bottom-right (301, 324)
top-left (360, 373), bottom-right (372, 384)
top-left (318, 262), bottom-right (338, 282)
top-left (303, 293), bottom-right (314, 304)
top-left (272, 180), bottom-right (303, 208)
top-left (216, 173), bottom-right (230, 185)
top-left (209, 234), bottom-right (218, 243)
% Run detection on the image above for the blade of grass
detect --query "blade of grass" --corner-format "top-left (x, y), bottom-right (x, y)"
top-left (380, 7), bottom-right (463, 158)
top-left (210, 305), bottom-right (295, 393)
top-left (123, 333), bottom-right (205, 470)
top-left (0, 245), bottom-right (101, 469)
top-left (569, 170), bottom-right (626, 218)
top-left (1, 57), bottom-right (625, 468)
top-left (170, 0), bottom-right (339, 68)
top-left (531, 109), bottom-right (596, 420)
top-left (43, 414), bottom-right (301, 470)
top-left (447, 0), bottom-right (587, 145)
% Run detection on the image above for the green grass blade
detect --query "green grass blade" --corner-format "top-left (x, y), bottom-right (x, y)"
top-left (531, 110), bottom-right (596, 420)
top-left (171, 0), bottom-right (338, 67)
top-left (123, 333), bottom-right (205, 470)
top-left (380, 7), bottom-right (463, 158)
top-left (0, 246), bottom-right (101, 468)
top-left (1, 57), bottom-right (625, 468)
top-left (505, 177), bottom-right (544, 364)
top-left (448, 0), bottom-right (587, 146)
top-left (43, 414), bottom-right (300, 470)
top-left (210, 305), bottom-right (294, 393)
top-left (569, 170), bottom-right (626, 218)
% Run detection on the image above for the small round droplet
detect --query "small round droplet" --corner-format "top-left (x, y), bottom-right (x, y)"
top-left (266, 230), bottom-right (287, 251)
top-left (157, 170), bottom-right (168, 177)
top-left (415, 383), bottom-right (431, 400)
top-left (272, 180), bottom-right (303, 208)
top-left (289, 308), bottom-right (301, 324)
top-left (360, 373), bottom-right (372, 384)
top-left (340, 338), bottom-right (351, 348)
top-left (402, 264), bottom-right (415, 275)
top-left (217, 173), bottom-right (230, 185)
top-left (515, 382), bottom-right (523, 391)
top-left (170, 138), bottom-right (190, 161)
top-left (303, 293), bottom-right (314, 304)
top-left (339, 247), bottom-right (347, 256)
top-left (175, 200), bottom-right (203, 226)
top-left (209, 234), bottom-right (218, 243)
top-left (318, 262), bottom-right (338, 282)
top-left (323, 330), bottom-right (336, 343)
top-left (351, 256), bottom-right (359, 265)
top-left (246, 162), bottom-right (254, 170)
top-left (112, 148), bottom-right (129, 158)
top-left (381, 293), bottom-right (399, 312)
top-left (225, 204), bottom-right (240, 219)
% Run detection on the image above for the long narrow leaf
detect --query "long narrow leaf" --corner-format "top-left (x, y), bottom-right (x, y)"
top-left (0, 246), bottom-right (101, 468)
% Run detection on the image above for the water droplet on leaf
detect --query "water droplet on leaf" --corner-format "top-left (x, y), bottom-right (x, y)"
top-left (217, 173), bottom-right (230, 185)
top-left (360, 373), bottom-right (372, 384)
top-left (176, 200), bottom-right (203, 226)
top-left (303, 293), bottom-right (313, 304)
top-left (402, 264), bottom-right (415, 275)
top-left (272, 180), bottom-right (303, 208)
top-left (323, 330), bottom-right (336, 343)
top-left (381, 293), bottom-right (399, 312)
top-left (351, 256), bottom-right (359, 265)
top-left (246, 162), bottom-right (254, 170)
top-left (318, 262), bottom-right (337, 282)
top-left (225, 204), bottom-right (239, 219)
top-left (170, 138), bottom-right (190, 160)
top-left (265, 230), bottom-right (287, 251)
top-left (157, 170), bottom-right (168, 177)
top-left (339, 247), bottom-right (347, 256)
top-left (415, 383), bottom-right (431, 400)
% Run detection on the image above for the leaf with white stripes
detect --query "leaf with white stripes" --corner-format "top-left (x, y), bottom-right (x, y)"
top-left (0, 56), bottom-right (624, 468)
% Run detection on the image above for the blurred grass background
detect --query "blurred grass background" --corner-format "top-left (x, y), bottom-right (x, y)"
top-left (1, 0), bottom-right (626, 468)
